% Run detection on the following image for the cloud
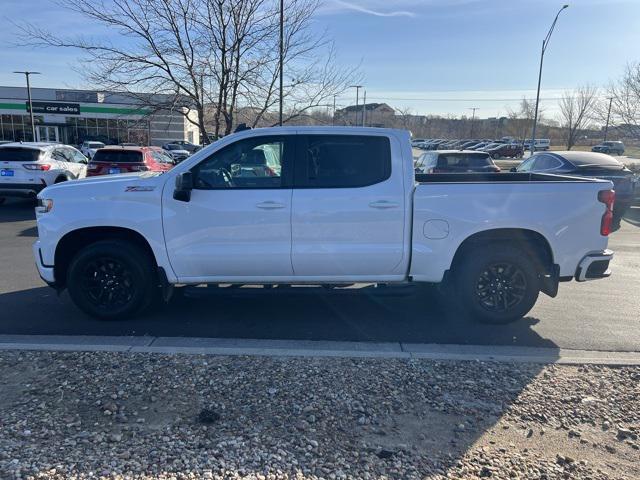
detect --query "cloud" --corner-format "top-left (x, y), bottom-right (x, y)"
top-left (322, 0), bottom-right (416, 17)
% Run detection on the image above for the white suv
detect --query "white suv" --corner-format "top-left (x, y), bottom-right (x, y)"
top-left (80, 141), bottom-right (105, 159)
top-left (0, 143), bottom-right (87, 202)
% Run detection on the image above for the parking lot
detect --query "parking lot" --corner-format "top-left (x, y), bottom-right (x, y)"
top-left (0, 197), bottom-right (638, 353)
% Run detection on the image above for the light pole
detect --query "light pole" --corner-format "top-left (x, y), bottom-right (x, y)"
top-left (603, 96), bottom-right (613, 141)
top-left (332, 94), bottom-right (337, 126)
top-left (362, 90), bottom-right (366, 127)
top-left (468, 107), bottom-right (479, 137)
top-left (14, 71), bottom-right (41, 141)
top-left (349, 85), bottom-right (363, 126)
top-left (278, 0), bottom-right (284, 126)
top-left (530, 4), bottom-right (569, 154)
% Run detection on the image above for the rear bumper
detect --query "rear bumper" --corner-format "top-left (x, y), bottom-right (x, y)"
top-left (33, 241), bottom-right (56, 286)
top-left (575, 249), bottom-right (614, 282)
top-left (0, 182), bottom-right (46, 197)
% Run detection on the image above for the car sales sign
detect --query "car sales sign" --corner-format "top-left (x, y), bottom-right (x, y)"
top-left (26, 102), bottom-right (81, 115)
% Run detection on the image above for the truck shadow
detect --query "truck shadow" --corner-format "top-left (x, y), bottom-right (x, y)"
top-left (0, 284), bottom-right (558, 349)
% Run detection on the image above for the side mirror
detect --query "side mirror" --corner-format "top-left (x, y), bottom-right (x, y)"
top-left (510, 167), bottom-right (518, 172)
top-left (174, 171), bottom-right (193, 202)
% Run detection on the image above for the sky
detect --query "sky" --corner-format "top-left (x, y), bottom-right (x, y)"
top-left (1, 0), bottom-right (639, 119)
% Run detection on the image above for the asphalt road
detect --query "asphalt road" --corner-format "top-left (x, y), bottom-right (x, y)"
top-left (0, 197), bottom-right (638, 352)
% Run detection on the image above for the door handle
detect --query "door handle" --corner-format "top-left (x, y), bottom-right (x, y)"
top-left (369, 200), bottom-right (400, 209)
top-left (256, 201), bottom-right (286, 210)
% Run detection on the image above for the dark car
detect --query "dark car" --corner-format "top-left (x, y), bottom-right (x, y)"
top-left (485, 143), bottom-right (524, 159)
top-left (415, 150), bottom-right (501, 174)
top-left (592, 141), bottom-right (625, 155)
top-left (515, 151), bottom-right (637, 227)
top-left (87, 146), bottom-right (174, 176)
top-left (163, 140), bottom-right (201, 153)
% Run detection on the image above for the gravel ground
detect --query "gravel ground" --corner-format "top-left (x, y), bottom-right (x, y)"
top-left (0, 351), bottom-right (639, 480)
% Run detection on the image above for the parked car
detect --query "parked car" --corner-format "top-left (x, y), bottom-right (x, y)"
top-left (523, 138), bottom-right (550, 151)
top-left (592, 141), bottom-right (625, 155)
top-left (515, 151), bottom-right (636, 227)
top-left (485, 143), bottom-right (524, 159)
top-left (86, 146), bottom-right (174, 176)
top-left (467, 142), bottom-right (490, 150)
top-left (163, 143), bottom-right (191, 163)
top-left (79, 141), bottom-right (106, 159)
top-left (163, 140), bottom-right (201, 153)
top-left (34, 127), bottom-right (615, 325)
top-left (0, 142), bottom-right (87, 202)
top-left (415, 150), bottom-right (500, 173)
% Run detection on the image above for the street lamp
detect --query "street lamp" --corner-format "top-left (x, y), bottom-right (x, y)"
top-left (278, 0), bottom-right (284, 126)
top-left (530, 4), bottom-right (569, 154)
top-left (13, 71), bottom-right (41, 141)
top-left (349, 85), bottom-right (363, 126)
top-left (468, 107), bottom-right (479, 137)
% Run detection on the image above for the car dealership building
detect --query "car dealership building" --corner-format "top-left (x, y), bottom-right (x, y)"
top-left (0, 86), bottom-right (200, 146)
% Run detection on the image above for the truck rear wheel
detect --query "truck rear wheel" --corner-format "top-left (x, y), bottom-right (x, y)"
top-left (455, 245), bottom-right (540, 324)
top-left (66, 240), bottom-right (157, 320)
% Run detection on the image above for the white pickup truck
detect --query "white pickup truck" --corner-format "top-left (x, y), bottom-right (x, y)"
top-left (33, 127), bottom-right (615, 324)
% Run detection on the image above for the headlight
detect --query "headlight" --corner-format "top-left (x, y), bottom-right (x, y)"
top-left (36, 198), bottom-right (54, 213)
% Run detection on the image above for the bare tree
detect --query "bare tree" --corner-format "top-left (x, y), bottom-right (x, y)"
top-left (505, 98), bottom-right (539, 142)
top-left (18, 0), bottom-right (357, 141)
top-left (605, 62), bottom-right (640, 139)
top-left (558, 86), bottom-right (598, 149)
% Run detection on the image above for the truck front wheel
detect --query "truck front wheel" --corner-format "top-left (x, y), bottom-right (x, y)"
top-left (455, 245), bottom-right (540, 324)
top-left (66, 240), bottom-right (158, 320)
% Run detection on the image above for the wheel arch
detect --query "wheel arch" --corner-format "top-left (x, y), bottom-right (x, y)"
top-left (449, 228), bottom-right (555, 277)
top-left (54, 226), bottom-right (158, 289)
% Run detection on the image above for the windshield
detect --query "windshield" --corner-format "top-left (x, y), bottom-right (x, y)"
top-left (438, 153), bottom-right (492, 167)
top-left (87, 142), bottom-right (105, 148)
top-left (0, 148), bottom-right (41, 162)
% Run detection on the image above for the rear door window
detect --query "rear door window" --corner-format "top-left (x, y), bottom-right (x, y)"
top-left (533, 154), bottom-right (563, 171)
top-left (295, 135), bottom-right (391, 188)
top-left (92, 150), bottom-right (143, 163)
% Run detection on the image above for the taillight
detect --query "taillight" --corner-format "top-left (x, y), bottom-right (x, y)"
top-left (24, 164), bottom-right (51, 171)
top-left (598, 189), bottom-right (615, 236)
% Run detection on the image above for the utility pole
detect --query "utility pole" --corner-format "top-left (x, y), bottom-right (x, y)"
top-left (14, 71), bottom-right (41, 141)
top-left (531, 4), bottom-right (569, 154)
top-left (468, 107), bottom-right (479, 137)
top-left (362, 90), bottom-right (366, 127)
top-left (603, 96), bottom-right (613, 142)
top-left (332, 95), bottom-right (337, 126)
top-left (278, 0), bottom-right (284, 126)
top-left (349, 85), bottom-right (363, 126)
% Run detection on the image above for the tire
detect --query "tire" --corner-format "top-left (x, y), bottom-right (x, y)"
top-left (54, 176), bottom-right (68, 184)
top-left (454, 244), bottom-right (540, 324)
top-left (66, 240), bottom-right (158, 320)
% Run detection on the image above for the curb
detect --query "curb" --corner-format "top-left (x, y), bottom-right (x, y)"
top-left (0, 335), bottom-right (639, 365)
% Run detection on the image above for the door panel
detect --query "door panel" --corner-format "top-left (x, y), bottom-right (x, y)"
top-left (162, 135), bottom-right (295, 280)
top-left (291, 134), bottom-right (406, 278)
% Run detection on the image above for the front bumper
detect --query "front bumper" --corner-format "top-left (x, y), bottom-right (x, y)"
top-left (0, 182), bottom-right (47, 197)
top-left (33, 241), bottom-right (56, 286)
top-left (575, 249), bottom-right (614, 282)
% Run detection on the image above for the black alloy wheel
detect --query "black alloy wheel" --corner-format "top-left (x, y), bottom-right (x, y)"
top-left (474, 263), bottom-right (527, 313)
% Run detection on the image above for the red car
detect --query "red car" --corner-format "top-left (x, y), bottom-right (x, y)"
top-left (86, 146), bottom-right (174, 177)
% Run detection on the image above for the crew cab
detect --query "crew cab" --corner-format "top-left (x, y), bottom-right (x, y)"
top-left (33, 127), bottom-right (615, 324)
